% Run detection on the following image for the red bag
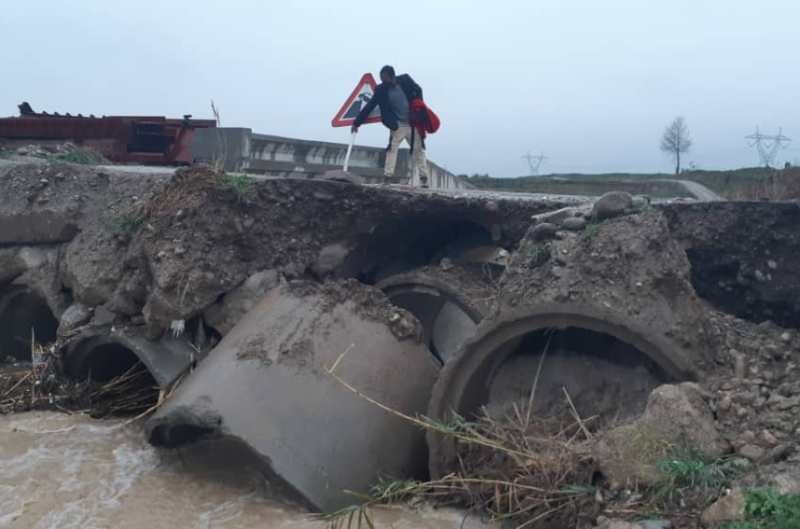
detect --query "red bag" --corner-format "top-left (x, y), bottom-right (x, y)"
top-left (410, 98), bottom-right (440, 134)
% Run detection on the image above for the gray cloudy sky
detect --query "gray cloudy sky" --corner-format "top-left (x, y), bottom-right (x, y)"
top-left (2, 1), bottom-right (799, 177)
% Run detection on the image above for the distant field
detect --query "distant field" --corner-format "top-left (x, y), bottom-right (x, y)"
top-left (464, 167), bottom-right (800, 200)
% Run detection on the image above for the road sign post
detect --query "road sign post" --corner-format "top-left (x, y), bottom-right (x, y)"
top-left (343, 131), bottom-right (356, 172)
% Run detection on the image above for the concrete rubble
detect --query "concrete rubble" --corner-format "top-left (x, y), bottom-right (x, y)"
top-left (2, 157), bottom-right (800, 527)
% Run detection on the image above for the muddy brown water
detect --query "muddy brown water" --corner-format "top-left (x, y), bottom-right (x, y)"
top-left (0, 412), bottom-right (492, 529)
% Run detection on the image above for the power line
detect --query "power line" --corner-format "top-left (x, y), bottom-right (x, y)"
top-left (745, 127), bottom-right (791, 167)
top-left (521, 151), bottom-right (547, 175)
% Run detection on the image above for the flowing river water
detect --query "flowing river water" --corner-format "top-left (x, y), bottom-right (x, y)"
top-left (0, 412), bottom-right (492, 529)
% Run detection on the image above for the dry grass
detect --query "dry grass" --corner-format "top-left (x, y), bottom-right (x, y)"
top-left (0, 343), bottom-right (159, 418)
top-left (321, 348), bottom-right (599, 529)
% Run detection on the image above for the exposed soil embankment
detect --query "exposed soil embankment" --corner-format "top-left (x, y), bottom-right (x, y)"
top-left (0, 163), bottom-right (565, 343)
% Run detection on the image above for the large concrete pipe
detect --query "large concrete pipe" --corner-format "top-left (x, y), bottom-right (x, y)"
top-left (0, 286), bottom-right (58, 362)
top-left (426, 303), bottom-right (693, 479)
top-left (64, 332), bottom-right (195, 387)
top-left (377, 266), bottom-right (496, 364)
top-left (146, 281), bottom-right (439, 513)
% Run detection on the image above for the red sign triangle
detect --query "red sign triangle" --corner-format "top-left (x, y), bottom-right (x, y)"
top-left (331, 73), bottom-right (382, 127)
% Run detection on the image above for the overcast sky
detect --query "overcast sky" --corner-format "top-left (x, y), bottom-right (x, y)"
top-left (2, 1), bottom-right (799, 177)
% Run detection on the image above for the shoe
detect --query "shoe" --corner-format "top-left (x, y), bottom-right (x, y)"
top-left (381, 176), bottom-right (391, 186)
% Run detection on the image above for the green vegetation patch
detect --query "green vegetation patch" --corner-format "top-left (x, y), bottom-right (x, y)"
top-left (725, 488), bottom-right (800, 529)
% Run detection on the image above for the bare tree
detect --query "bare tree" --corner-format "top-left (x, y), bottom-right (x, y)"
top-left (660, 116), bottom-right (692, 174)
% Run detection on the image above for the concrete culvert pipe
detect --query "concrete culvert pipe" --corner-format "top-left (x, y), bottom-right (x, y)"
top-left (378, 271), bottom-right (486, 364)
top-left (146, 280), bottom-right (439, 513)
top-left (426, 303), bottom-right (694, 479)
top-left (0, 286), bottom-right (58, 362)
top-left (64, 333), bottom-right (195, 388)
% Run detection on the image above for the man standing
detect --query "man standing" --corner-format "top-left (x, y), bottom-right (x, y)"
top-left (351, 65), bottom-right (429, 188)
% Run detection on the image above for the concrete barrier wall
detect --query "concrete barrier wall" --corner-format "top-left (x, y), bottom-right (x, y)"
top-left (192, 128), bottom-right (470, 190)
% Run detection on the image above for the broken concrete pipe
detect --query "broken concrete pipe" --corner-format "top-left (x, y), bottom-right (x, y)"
top-left (377, 271), bottom-right (487, 364)
top-left (145, 281), bottom-right (439, 513)
top-left (63, 332), bottom-right (195, 388)
top-left (426, 303), bottom-right (695, 479)
top-left (0, 286), bottom-right (58, 363)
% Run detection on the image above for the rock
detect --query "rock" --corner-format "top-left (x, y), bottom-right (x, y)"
top-left (701, 488), bottom-right (745, 526)
top-left (90, 305), bottom-right (116, 327)
top-left (595, 383), bottom-right (728, 486)
top-left (312, 243), bottom-right (351, 277)
top-left (738, 443), bottom-right (765, 461)
top-left (762, 444), bottom-right (792, 464)
top-left (760, 429), bottom-right (778, 447)
top-left (530, 222), bottom-right (558, 241)
top-left (561, 216), bottom-right (587, 231)
top-left (591, 191), bottom-right (633, 220)
top-left (781, 331), bottom-right (792, 343)
top-left (204, 270), bottom-right (279, 335)
top-left (57, 303), bottom-right (92, 336)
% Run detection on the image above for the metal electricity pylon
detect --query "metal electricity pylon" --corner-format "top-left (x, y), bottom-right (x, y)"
top-left (745, 127), bottom-right (791, 167)
top-left (522, 151), bottom-right (547, 175)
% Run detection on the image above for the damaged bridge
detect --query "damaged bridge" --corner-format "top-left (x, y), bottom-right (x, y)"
top-left (2, 158), bottom-right (800, 517)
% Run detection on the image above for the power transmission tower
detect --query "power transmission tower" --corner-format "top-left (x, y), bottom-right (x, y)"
top-left (745, 127), bottom-right (791, 167)
top-left (522, 151), bottom-right (547, 175)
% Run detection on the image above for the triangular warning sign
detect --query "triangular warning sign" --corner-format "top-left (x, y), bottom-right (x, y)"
top-left (331, 73), bottom-right (382, 127)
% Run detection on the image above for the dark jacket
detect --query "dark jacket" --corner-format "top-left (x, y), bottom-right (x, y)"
top-left (353, 74), bottom-right (422, 131)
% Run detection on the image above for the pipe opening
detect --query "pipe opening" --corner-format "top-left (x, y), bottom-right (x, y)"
top-left (468, 326), bottom-right (672, 429)
top-left (78, 342), bottom-right (144, 382)
top-left (383, 285), bottom-right (479, 365)
top-left (70, 340), bottom-right (159, 417)
top-left (0, 288), bottom-right (58, 363)
top-left (346, 217), bottom-right (492, 284)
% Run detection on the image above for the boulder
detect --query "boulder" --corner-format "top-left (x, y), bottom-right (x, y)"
top-left (594, 383), bottom-right (729, 486)
top-left (592, 192), bottom-right (633, 220)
